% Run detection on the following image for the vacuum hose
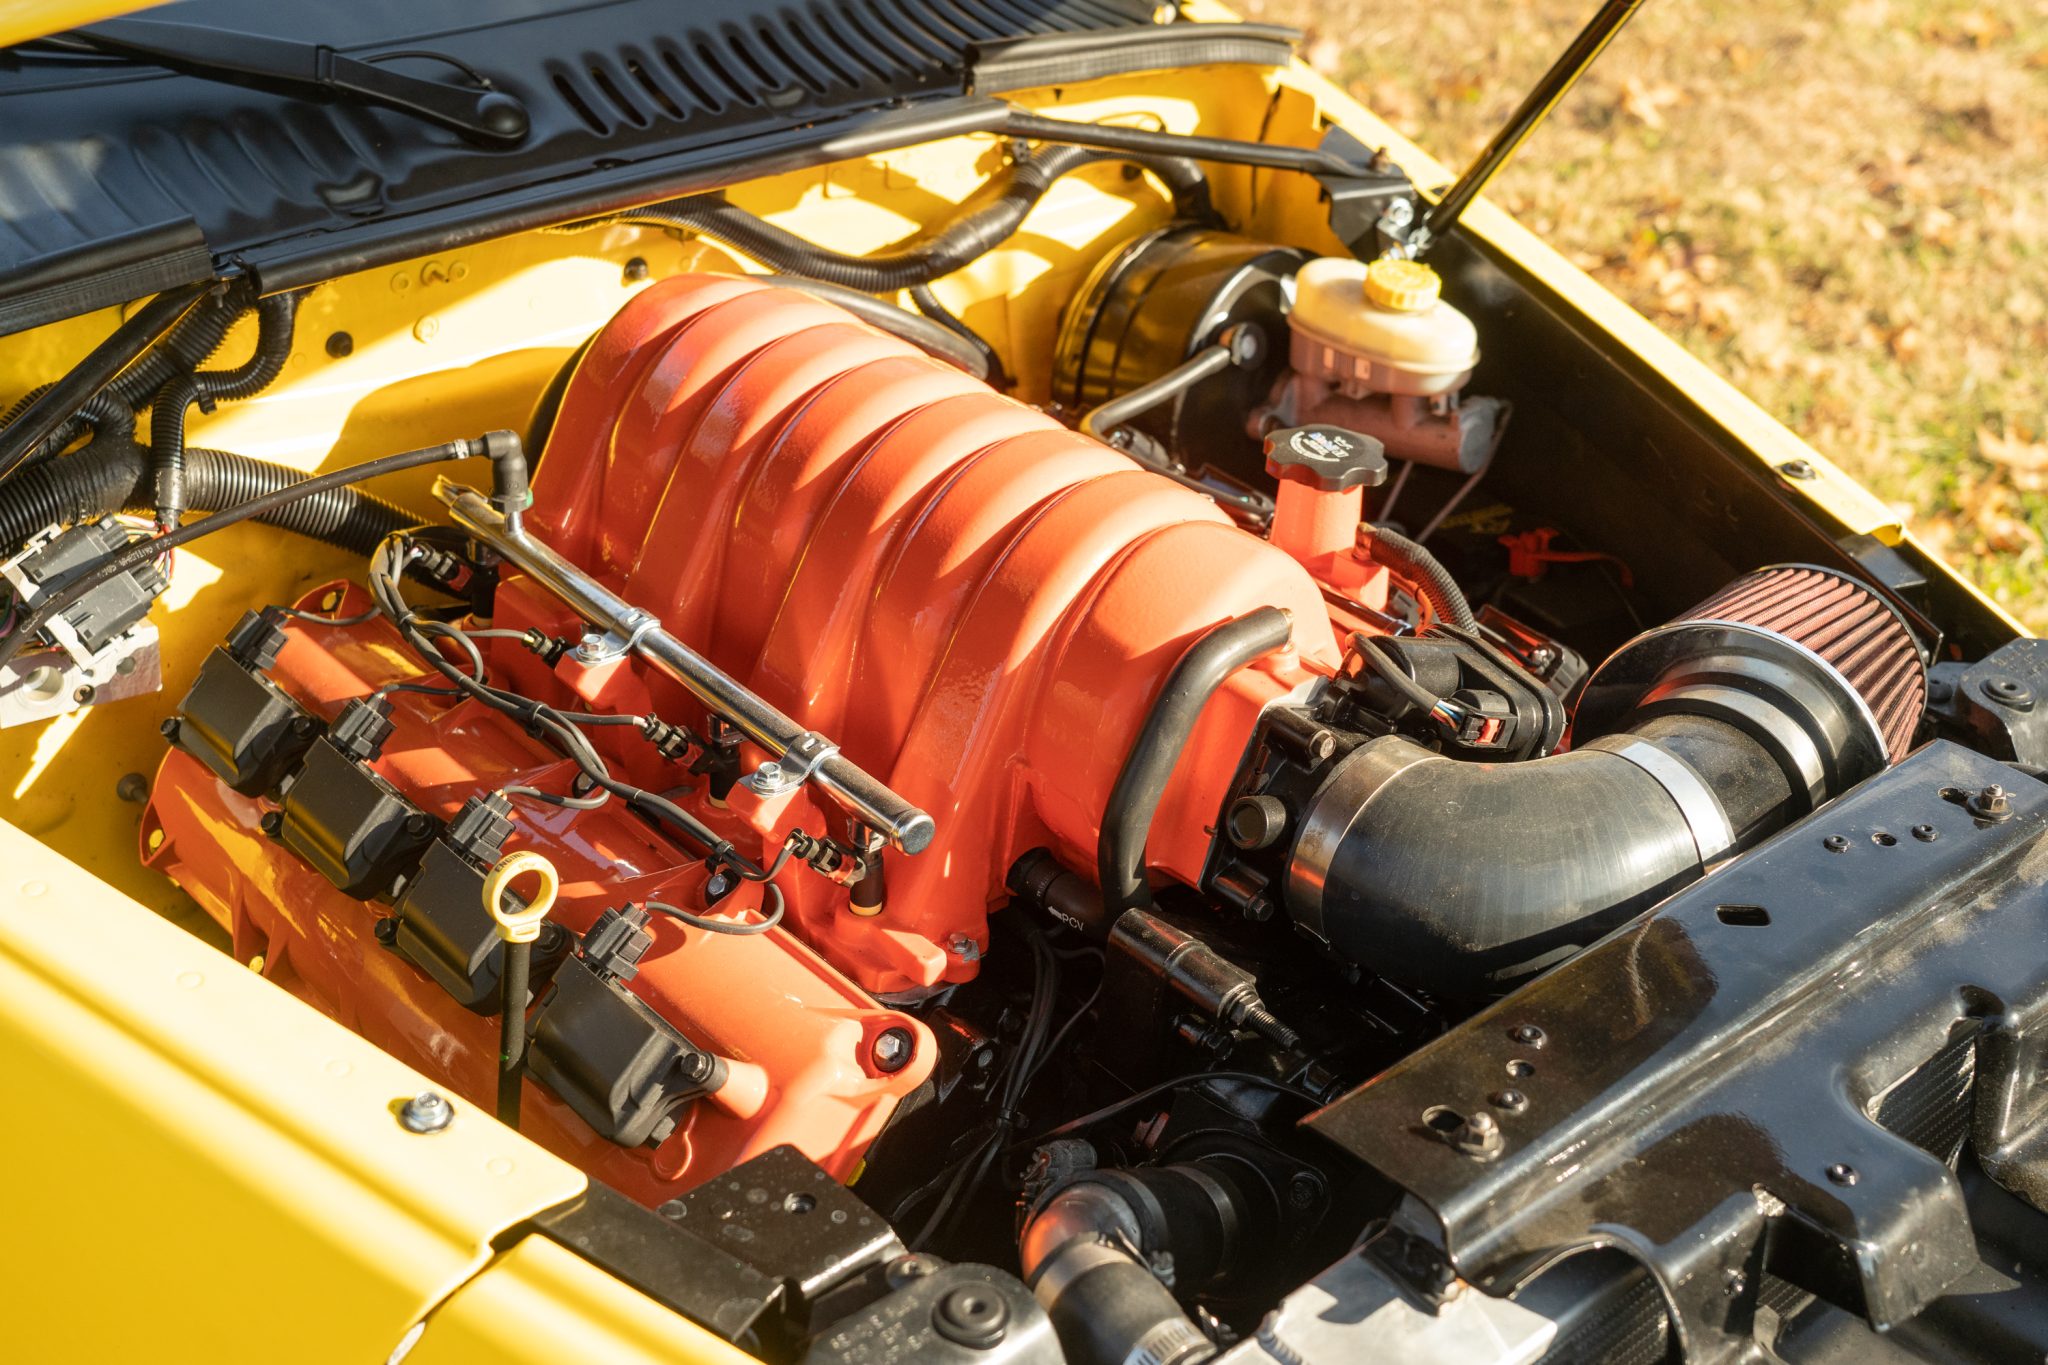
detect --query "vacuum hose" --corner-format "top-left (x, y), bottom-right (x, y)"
top-left (1100, 607), bottom-right (1293, 918)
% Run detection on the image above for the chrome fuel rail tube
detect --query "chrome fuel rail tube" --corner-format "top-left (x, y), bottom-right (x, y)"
top-left (437, 479), bottom-right (935, 854)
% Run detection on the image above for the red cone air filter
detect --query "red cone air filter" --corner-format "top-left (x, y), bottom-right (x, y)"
top-left (1683, 565), bottom-right (1925, 763)
top-left (1573, 563), bottom-right (1928, 802)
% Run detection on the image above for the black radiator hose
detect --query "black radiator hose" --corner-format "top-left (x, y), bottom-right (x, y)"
top-left (602, 144), bottom-right (1212, 295)
top-left (0, 438), bottom-right (414, 555)
top-left (1019, 1154), bottom-right (1257, 1365)
top-left (151, 290), bottom-right (303, 529)
top-left (1100, 607), bottom-right (1293, 918)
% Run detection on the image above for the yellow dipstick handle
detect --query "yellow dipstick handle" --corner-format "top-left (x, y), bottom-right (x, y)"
top-left (484, 849), bottom-right (558, 944)
top-left (484, 848), bottom-right (558, 1129)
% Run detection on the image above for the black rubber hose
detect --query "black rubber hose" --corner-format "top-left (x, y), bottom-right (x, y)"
top-left (1288, 711), bottom-right (1798, 997)
top-left (152, 290), bottom-right (303, 529)
top-left (604, 144), bottom-right (1212, 295)
top-left (909, 282), bottom-right (1011, 391)
top-left (750, 277), bottom-right (990, 381)
top-left (1100, 607), bottom-right (1293, 917)
top-left (1365, 523), bottom-right (1478, 631)
top-left (0, 439), bottom-right (414, 555)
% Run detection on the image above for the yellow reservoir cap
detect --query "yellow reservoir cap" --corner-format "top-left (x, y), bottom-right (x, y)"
top-left (1364, 258), bottom-right (1442, 313)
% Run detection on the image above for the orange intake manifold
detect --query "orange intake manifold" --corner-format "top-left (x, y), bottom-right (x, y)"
top-left (492, 273), bottom-right (1349, 994)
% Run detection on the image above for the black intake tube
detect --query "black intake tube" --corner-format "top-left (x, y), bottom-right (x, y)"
top-left (1286, 712), bottom-right (1796, 996)
top-left (1100, 607), bottom-right (1293, 918)
top-left (0, 438), bottom-right (414, 555)
top-left (605, 144), bottom-right (1212, 294)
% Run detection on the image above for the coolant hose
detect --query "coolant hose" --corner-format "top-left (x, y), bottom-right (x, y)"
top-left (0, 438), bottom-right (415, 555)
top-left (151, 290), bottom-right (303, 529)
top-left (603, 144), bottom-right (1212, 294)
top-left (1019, 1159), bottom-right (1254, 1365)
top-left (1101, 607), bottom-right (1293, 918)
top-left (1363, 523), bottom-right (1477, 631)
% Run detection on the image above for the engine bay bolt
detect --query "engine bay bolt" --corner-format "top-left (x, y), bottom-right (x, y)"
top-left (1287, 1172), bottom-right (1324, 1209)
top-left (398, 1091), bottom-right (453, 1134)
top-left (1489, 1088), bottom-right (1528, 1113)
top-left (744, 760), bottom-right (798, 796)
top-left (1912, 824), bottom-right (1939, 842)
top-left (946, 932), bottom-right (981, 962)
top-left (1826, 1163), bottom-right (1859, 1187)
top-left (1969, 784), bottom-right (2014, 822)
top-left (115, 771), bottom-right (148, 803)
top-left (886, 1254), bottom-right (938, 1289)
top-left (1777, 459), bottom-right (1817, 480)
top-left (1507, 1024), bottom-right (1546, 1048)
top-left (1450, 1110), bottom-right (1504, 1160)
top-left (622, 256), bottom-right (650, 284)
top-left (1823, 834), bottom-right (1850, 852)
top-left (871, 1027), bottom-right (915, 1073)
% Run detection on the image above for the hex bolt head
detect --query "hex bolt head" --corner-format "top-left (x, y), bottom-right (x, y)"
top-left (1287, 1172), bottom-right (1324, 1209)
top-left (1778, 459), bottom-right (1817, 480)
top-left (398, 1091), bottom-right (453, 1134)
top-left (931, 1284), bottom-right (1010, 1350)
top-left (1823, 834), bottom-right (1850, 852)
top-left (1826, 1162), bottom-right (1858, 1187)
top-left (1968, 784), bottom-right (2014, 822)
top-left (1507, 1024), bottom-right (1546, 1048)
top-left (1452, 1110), bottom-right (1504, 1159)
top-left (871, 1026), bottom-right (915, 1074)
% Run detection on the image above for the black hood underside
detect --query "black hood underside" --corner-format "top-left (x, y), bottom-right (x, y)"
top-left (0, 0), bottom-right (1297, 332)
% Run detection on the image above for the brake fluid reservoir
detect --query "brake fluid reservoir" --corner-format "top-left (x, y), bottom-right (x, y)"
top-left (1287, 257), bottom-right (1479, 398)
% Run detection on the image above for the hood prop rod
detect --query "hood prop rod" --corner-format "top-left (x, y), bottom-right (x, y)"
top-left (1407, 0), bottom-right (1650, 257)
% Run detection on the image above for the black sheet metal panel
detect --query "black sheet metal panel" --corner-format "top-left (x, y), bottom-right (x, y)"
top-left (0, 0), bottom-right (1163, 328)
top-left (1307, 740), bottom-right (2048, 1363)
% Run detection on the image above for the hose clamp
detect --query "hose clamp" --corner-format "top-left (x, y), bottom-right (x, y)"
top-left (1584, 735), bottom-right (1737, 868)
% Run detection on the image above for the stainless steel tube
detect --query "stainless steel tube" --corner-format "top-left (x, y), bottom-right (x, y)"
top-left (438, 479), bottom-right (935, 854)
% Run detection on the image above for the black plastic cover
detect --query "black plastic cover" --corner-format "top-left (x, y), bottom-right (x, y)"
top-left (164, 646), bottom-right (321, 796)
top-left (273, 738), bottom-right (438, 899)
top-left (0, 0), bottom-right (1159, 322)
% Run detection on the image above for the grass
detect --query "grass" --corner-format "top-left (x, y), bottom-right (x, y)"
top-left (1236, 0), bottom-right (2048, 627)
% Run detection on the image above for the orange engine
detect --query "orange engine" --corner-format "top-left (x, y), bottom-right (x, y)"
top-left (143, 274), bottom-right (1401, 1201)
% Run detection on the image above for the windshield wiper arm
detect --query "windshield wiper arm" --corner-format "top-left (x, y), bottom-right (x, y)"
top-left (53, 17), bottom-right (529, 146)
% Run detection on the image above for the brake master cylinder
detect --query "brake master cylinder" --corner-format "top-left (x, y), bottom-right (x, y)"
top-left (1256, 257), bottom-right (1507, 473)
